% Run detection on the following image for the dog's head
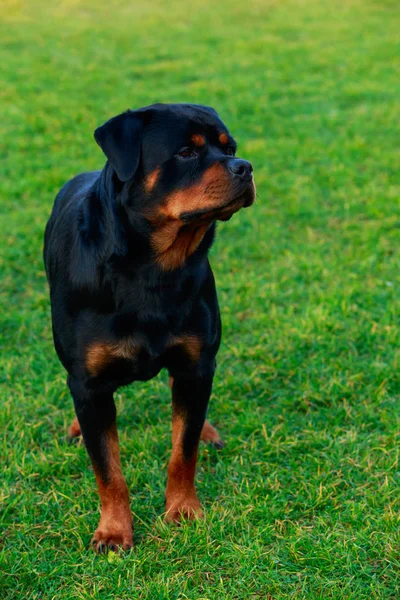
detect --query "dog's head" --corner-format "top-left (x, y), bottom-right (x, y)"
top-left (94, 103), bottom-right (255, 224)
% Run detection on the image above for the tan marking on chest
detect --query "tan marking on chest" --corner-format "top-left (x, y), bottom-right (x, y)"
top-left (151, 221), bottom-right (210, 271)
top-left (169, 335), bottom-right (202, 362)
top-left (86, 339), bottom-right (140, 376)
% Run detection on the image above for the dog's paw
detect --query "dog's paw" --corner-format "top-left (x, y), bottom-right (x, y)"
top-left (200, 420), bottom-right (225, 449)
top-left (91, 527), bottom-right (133, 553)
top-left (165, 494), bottom-right (202, 523)
top-left (91, 514), bottom-right (133, 553)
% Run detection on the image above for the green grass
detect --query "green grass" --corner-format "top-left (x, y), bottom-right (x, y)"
top-left (1, 0), bottom-right (400, 597)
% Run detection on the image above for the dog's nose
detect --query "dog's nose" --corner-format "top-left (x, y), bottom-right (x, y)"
top-left (227, 159), bottom-right (253, 181)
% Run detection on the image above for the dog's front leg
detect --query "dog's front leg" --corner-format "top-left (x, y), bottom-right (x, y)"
top-left (165, 373), bottom-right (213, 522)
top-left (68, 377), bottom-right (133, 552)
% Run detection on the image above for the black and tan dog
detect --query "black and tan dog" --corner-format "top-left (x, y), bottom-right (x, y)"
top-left (43, 103), bottom-right (255, 552)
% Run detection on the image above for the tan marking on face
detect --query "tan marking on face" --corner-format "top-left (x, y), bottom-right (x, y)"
top-left (86, 339), bottom-right (140, 376)
top-left (219, 133), bottom-right (229, 145)
top-left (147, 162), bottom-right (239, 270)
top-left (92, 423), bottom-right (133, 551)
top-left (191, 133), bottom-right (206, 147)
top-left (165, 413), bottom-right (201, 522)
top-left (144, 166), bottom-right (161, 193)
top-left (161, 163), bottom-right (232, 219)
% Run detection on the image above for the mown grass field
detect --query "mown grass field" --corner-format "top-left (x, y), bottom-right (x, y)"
top-left (1, 0), bottom-right (400, 598)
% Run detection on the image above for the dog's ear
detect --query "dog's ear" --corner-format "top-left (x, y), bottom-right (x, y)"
top-left (94, 110), bottom-right (144, 182)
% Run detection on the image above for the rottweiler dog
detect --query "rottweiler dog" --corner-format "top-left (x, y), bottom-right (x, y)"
top-left (44, 103), bottom-right (255, 552)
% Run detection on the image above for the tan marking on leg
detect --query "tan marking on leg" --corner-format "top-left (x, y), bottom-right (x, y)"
top-left (169, 376), bottom-right (174, 389)
top-left (86, 339), bottom-right (140, 377)
top-left (91, 423), bottom-right (133, 552)
top-left (144, 166), bottom-right (161, 193)
top-left (191, 133), bottom-right (206, 147)
top-left (165, 413), bottom-right (201, 522)
top-left (200, 420), bottom-right (223, 446)
top-left (68, 416), bottom-right (81, 439)
top-left (218, 132), bottom-right (229, 145)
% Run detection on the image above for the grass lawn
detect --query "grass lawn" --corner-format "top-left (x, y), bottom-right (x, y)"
top-left (1, 0), bottom-right (400, 597)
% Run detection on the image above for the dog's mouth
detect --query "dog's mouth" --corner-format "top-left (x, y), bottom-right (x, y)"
top-left (180, 180), bottom-right (256, 223)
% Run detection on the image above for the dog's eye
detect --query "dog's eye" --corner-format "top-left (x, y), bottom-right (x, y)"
top-left (226, 147), bottom-right (235, 157)
top-left (177, 147), bottom-right (197, 159)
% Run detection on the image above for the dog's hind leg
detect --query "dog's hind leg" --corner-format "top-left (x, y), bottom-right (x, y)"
top-left (169, 376), bottom-right (224, 449)
top-left (200, 420), bottom-right (224, 449)
top-left (67, 416), bottom-right (81, 440)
